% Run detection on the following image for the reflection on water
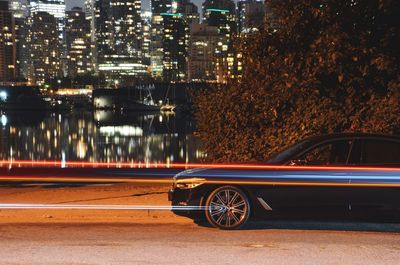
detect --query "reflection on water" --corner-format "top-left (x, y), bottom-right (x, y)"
top-left (0, 110), bottom-right (204, 163)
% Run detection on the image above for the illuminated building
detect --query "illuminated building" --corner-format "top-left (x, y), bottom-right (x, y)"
top-left (151, 0), bottom-right (172, 14)
top-left (176, 0), bottom-right (199, 26)
top-left (29, 11), bottom-right (61, 86)
top-left (237, 0), bottom-right (265, 34)
top-left (141, 11), bottom-right (152, 67)
top-left (0, 1), bottom-right (16, 83)
top-left (161, 13), bottom-right (188, 82)
top-left (10, 0), bottom-right (29, 81)
top-left (150, 0), bottom-right (198, 81)
top-left (188, 24), bottom-right (221, 82)
top-left (29, 0), bottom-right (66, 41)
top-left (66, 7), bottom-right (92, 78)
top-left (150, 0), bottom-right (172, 79)
top-left (29, 0), bottom-right (66, 77)
top-left (84, 0), bottom-right (97, 73)
top-left (92, 0), bottom-right (147, 86)
top-left (202, 0), bottom-right (238, 83)
top-left (202, 0), bottom-right (236, 29)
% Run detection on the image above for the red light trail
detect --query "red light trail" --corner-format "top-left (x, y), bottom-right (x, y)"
top-left (1, 160), bottom-right (400, 171)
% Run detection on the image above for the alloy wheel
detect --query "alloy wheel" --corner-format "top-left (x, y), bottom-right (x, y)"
top-left (205, 186), bottom-right (250, 229)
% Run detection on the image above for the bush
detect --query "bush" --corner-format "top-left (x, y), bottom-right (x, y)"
top-left (194, 0), bottom-right (400, 162)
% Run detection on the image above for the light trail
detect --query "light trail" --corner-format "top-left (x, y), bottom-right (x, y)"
top-left (0, 203), bottom-right (209, 211)
top-left (0, 160), bottom-right (399, 188)
top-left (1, 160), bottom-right (400, 171)
top-left (0, 176), bottom-right (173, 184)
top-left (1, 176), bottom-right (400, 187)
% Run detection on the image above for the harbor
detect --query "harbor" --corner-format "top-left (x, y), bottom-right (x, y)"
top-left (0, 83), bottom-right (209, 112)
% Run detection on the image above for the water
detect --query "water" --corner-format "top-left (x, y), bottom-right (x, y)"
top-left (0, 110), bottom-right (204, 163)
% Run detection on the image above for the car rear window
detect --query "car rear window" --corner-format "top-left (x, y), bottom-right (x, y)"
top-left (361, 139), bottom-right (400, 165)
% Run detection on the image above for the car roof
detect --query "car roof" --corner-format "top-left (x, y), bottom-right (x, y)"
top-left (266, 133), bottom-right (400, 164)
top-left (303, 133), bottom-right (400, 143)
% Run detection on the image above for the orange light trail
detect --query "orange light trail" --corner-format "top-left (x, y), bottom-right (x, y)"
top-left (0, 204), bottom-right (208, 211)
top-left (0, 176), bottom-right (173, 184)
top-left (0, 176), bottom-right (400, 188)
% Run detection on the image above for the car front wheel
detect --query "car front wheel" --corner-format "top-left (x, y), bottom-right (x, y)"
top-left (205, 186), bottom-right (250, 229)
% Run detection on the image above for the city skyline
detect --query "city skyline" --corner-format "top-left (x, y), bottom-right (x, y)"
top-left (1, 0), bottom-right (265, 86)
top-left (67, 0), bottom-right (239, 11)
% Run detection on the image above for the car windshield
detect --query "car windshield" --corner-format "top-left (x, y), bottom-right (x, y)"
top-left (267, 139), bottom-right (313, 164)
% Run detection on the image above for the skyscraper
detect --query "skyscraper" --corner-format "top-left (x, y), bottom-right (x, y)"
top-left (0, 1), bottom-right (16, 83)
top-left (66, 7), bottom-right (92, 78)
top-left (202, 0), bottom-right (236, 28)
top-left (10, 0), bottom-right (29, 81)
top-left (141, 10), bottom-right (152, 67)
top-left (202, 0), bottom-right (238, 83)
top-left (237, 0), bottom-right (265, 34)
top-left (29, 0), bottom-right (66, 46)
top-left (176, 0), bottom-right (199, 26)
top-left (93, 0), bottom-right (147, 86)
top-left (84, 0), bottom-right (97, 73)
top-left (29, 0), bottom-right (66, 77)
top-left (150, 0), bottom-right (172, 79)
top-left (188, 24), bottom-right (221, 82)
top-left (161, 12), bottom-right (188, 82)
top-left (29, 11), bottom-right (61, 85)
top-left (151, 0), bottom-right (172, 14)
top-left (150, 0), bottom-right (198, 81)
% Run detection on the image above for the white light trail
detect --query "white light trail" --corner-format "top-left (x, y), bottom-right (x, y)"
top-left (0, 203), bottom-right (210, 211)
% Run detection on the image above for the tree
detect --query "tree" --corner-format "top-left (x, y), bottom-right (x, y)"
top-left (194, 0), bottom-right (400, 162)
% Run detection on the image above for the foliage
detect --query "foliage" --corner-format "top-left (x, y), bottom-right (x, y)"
top-left (194, 0), bottom-right (400, 162)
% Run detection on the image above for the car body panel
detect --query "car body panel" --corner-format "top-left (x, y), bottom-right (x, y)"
top-left (169, 134), bottom-right (400, 222)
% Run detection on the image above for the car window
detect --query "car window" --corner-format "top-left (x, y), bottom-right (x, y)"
top-left (267, 139), bottom-right (313, 164)
top-left (361, 139), bottom-right (400, 165)
top-left (298, 140), bottom-right (353, 166)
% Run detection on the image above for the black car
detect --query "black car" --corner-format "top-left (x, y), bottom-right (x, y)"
top-left (169, 133), bottom-right (400, 229)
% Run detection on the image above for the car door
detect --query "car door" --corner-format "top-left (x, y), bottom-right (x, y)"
top-left (349, 138), bottom-right (400, 212)
top-left (259, 139), bottom-right (354, 213)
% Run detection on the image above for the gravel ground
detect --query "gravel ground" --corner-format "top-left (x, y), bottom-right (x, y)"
top-left (0, 222), bottom-right (399, 265)
top-left (0, 184), bottom-right (399, 265)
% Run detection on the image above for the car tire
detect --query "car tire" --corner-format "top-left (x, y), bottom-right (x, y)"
top-left (205, 186), bottom-right (250, 230)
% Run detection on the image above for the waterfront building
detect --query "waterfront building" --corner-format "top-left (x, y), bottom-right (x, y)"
top-left (0, 1), bottom-right (16, 83)
top-left (150, 0), bottom-right (198, 82)
top-left (10, 0), bottom-right (29, 81)
top-left (29, 0), bottom-right (66, 77)
top-left (150, 0), bottom-right (172, 79)
top-left (176, 0), bottom-right (199, 26)
top-left (162, 12), bottom-right (188, 82)
top-left (141, 11), bottom-right (152, 67)
top-left (84, 0), bottom-right (97, 73)
top-left (202, 0), bottom-right (236, 29)
top-left (237, 0), bottom-right (265, 34)
top-left (10, 0), bottom-right (28, 18)
top-left (29, 0), bottom-right (66, 41)
top-left (188, 24), bottom-right (221, 82)
top-left (92, 0), bottom-right (147, 86)
top-left (202, 0), bottom-right (238, 83)
top-left (66, 7), bottom-right (92, 78)
top-left (150, 13), bottom-right (165, 79)
top-left (29, 11), bottom-right (62, 86)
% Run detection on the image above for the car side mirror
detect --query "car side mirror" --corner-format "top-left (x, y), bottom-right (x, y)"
top-left (288, 159), bottom-right (307, 166)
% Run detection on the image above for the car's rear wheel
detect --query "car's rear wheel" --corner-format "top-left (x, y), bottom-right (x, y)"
top-left (205, 186), bottom-right (250, 229)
